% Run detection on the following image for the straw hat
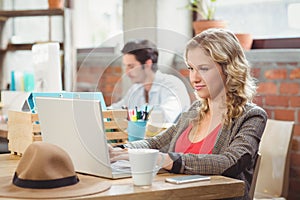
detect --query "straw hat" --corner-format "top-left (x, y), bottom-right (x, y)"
top-left (0, 141), bottom-right (111, 199)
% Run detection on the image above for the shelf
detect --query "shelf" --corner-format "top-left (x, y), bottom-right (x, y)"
top-left (4, 43), bottom-right (64, 51)
top-left (0, 8), bottom-right (74, 91)
top-left (0, 9), bottom-right (64, 18)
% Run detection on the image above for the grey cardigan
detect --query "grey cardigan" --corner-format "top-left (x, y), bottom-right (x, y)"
top-left (127, 101), bottom-right (267, 200)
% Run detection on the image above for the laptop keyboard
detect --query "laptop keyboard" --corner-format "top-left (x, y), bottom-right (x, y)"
top-left (111, 160), bottom-right (131, 173)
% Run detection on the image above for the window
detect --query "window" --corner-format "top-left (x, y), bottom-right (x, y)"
top-left (216, 0), bottom-right (300, 39)
top-left (2, 0), bottom-right (123, 49)
top-left (73, 0), bottom-right (122, 49)
top-left (215, 0), bottom-right (300, 49)
top-left (4, 0), bottom-right (55, 44)
top-left (288, 2), bottom-right (300, 30)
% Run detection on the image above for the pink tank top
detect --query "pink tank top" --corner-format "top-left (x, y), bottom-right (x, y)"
top-left (175, 123), bottom-right (221, 154)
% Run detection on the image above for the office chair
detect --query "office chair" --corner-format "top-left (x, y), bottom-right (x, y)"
top-left (254, 119), bottom-right (294, 200)
top-left (249, 152), bottom-right (261, 199)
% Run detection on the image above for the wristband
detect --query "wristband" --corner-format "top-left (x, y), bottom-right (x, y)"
top-left (114, 144), bottom-right (126, 149)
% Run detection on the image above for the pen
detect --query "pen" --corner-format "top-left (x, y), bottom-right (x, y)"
top-left (143, 104), bottom-right (148, 120)
top-left (131, 115), bottom-right (137, 122)
top-left (129, 109), bottom-right (134, 121)
top-left (122, 106), bottom-right (130, 120)
top-left (135, 106), bottom-right (143, 120)
top-left (145, 107), bottom-right (153, 120)
top-left (135, 106), bottom-right (138, 118)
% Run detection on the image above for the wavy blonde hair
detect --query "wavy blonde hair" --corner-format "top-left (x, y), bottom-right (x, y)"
top-left (185, 28), bottom-right (257, 127)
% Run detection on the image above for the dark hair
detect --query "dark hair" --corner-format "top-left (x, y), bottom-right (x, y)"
top-left (121, 39), bottom-right (159, 71)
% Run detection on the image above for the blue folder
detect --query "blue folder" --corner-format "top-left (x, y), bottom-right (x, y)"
top-left (25, 92), bottom-right (107, 113)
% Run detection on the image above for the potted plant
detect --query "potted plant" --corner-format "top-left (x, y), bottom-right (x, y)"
top-left (48, 0), bottom-right (64, 9)
top-left (234, 33), bottom-right (253, 50)
top-left (186, 0), bottom-right (227, 34)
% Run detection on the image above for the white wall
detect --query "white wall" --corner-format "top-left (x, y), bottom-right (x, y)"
top-left (123, 0), bottom-right (192, 65)
top-left (156, 0), bottom-right (192, 72)
top-left (122, 0), bottom-right (192, 92)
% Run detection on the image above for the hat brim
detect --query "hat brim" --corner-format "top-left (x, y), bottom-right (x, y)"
top-left (0, 174), bottom-right (111, 199)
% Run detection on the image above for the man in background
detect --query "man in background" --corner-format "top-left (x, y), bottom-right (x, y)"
top-left (109, 39), bottom-right (190, 123)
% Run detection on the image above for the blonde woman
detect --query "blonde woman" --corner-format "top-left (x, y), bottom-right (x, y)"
top-left (110, 29), bottom-right (267, 200)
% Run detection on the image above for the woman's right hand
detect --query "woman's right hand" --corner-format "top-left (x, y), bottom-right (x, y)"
top-left (108, 144), bottom-right (129, 163)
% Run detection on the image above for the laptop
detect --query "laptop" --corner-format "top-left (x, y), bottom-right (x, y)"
top-left (35, 97), bottom-right (131, 179)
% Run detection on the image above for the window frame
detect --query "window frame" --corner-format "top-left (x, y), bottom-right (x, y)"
top-left (252, 38), bottom-right (300, 49)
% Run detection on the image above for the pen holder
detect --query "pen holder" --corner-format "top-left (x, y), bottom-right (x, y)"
top-left (127, 120), bottom-right (147, 142)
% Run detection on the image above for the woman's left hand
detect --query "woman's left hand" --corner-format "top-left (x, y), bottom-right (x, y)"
top-left (158, 152), bottom-right (174, 170)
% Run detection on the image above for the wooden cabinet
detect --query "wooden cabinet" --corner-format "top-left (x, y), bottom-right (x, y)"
top-left (0, 8), bottom-right (75, 91)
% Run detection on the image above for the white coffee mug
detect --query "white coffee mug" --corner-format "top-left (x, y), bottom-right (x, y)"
top-left (128, 149), bottom-right (164, 186)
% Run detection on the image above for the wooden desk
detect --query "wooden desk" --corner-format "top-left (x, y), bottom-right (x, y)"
top-left (0, 154), bottom-right (245, 200)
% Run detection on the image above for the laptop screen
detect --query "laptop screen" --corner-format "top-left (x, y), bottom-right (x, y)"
top-left (35, 97), bottom-right (113, 177)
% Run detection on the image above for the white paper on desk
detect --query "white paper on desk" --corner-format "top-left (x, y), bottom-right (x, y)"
top-left (1, 91), bottom-right (31, 116)
top-left (32, 42), bottom-right (62, 92)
